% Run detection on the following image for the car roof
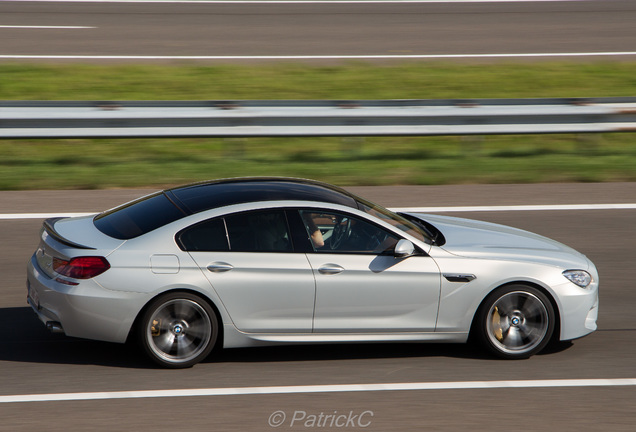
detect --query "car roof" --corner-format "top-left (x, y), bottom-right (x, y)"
top-left (165, 177), bottom-right (360, 213)
top-left (94, 177), bottom-right (363, 240)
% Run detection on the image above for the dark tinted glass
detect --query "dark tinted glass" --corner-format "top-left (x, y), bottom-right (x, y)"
top-left (299, 210), bottom-right (399, 254)
top-left (94, 179), bottom-right (360, 241)
top-left (225, 210), bottom-right (292, 252)
top-left (357, 199), bottom-right (430, 244)
top-left (178, 218), bottom-right (229, 252)
top-left (170, 181), bottom-right (357, 213)
top-left (94, 192), bottom-right (184, 240)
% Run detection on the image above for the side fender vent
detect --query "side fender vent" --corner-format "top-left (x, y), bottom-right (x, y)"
top-left (444, 274), bottom-right (477, 283)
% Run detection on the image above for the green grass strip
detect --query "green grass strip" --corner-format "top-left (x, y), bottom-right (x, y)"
top-left (1, 62), bottom-right (636, 189)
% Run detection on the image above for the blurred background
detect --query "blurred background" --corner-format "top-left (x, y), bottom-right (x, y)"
top-left (1, 0), bottom-right (635, 190)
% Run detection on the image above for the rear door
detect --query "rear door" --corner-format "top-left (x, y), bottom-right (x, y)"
top-left (180, 209), bottom-right (316, 333)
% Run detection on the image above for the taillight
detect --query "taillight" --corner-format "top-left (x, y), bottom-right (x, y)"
top-left (52, 256), bottom-right (111, 280)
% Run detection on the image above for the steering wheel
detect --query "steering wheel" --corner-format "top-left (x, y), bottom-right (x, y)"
top-left (367, 232), bottom-right (389, 252)
top-left (330, 218), bottom-right (351, 250)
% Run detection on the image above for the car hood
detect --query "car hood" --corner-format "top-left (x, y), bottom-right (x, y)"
top-left (407, 213), bottom-right (590, 270)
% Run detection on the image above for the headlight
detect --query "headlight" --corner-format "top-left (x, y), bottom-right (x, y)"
top-left (563, 270), bottom-right (592, 288)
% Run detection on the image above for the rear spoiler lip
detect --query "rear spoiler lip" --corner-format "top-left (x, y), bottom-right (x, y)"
top-left (43, 217), bottom-right (96, 250)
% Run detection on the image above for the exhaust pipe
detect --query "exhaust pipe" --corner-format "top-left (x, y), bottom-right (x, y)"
top-left (46, 321), bottom-right (64, 333)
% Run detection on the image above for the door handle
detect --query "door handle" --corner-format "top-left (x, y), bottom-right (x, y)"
top-left (318, 264), bottom-right (344, 275)
top-left (207, 262), bottom-right (234, 273)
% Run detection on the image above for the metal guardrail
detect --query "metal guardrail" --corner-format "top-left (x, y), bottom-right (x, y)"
top-left (1, 98), bottom-right (636, 138)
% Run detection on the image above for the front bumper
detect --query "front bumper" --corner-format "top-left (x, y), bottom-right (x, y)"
top-left (556, 274), bottom-right (599, 341)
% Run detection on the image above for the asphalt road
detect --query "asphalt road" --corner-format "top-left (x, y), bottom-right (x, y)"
top-left (1, 183), bottom-right (635, 431)
top-left (1, 0), bottom-right (635, 61)
top-left (1, 0), bottom-right (636, 430)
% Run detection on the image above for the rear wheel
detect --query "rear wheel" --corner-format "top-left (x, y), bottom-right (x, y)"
top-left (139, 292), bottom-right (218, 368)
top-left (475, 285), bottom-right (555, 359)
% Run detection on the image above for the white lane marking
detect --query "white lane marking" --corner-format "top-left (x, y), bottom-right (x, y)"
top-left (0, 213), bottom-right (95, 220)
top-left (1, 204), bottom-right (636, 220)
top-left (0, 0), bottom-right (597, 4)
top-left (2, 52), bottom-right (636, 60)
top-left (392, 203), bottom-right (636, 213)
top-left (1, 378), bottom-right (635, 404)
top-left (0, 25), bottom-right (96, 29)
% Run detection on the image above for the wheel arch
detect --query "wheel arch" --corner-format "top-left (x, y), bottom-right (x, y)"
top-left (468, 280), bottom-right (562, 344)
top-left (126, 288), bottom-right (225, 349)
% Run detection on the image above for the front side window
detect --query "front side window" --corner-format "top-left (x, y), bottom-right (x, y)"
top-left (178, 209), bottom-right (293, 253)
top-left (299, 210), bottom-right (400, 254)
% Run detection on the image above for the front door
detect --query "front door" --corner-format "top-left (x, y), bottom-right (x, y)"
top-left (299, 210), bottom-right (441, 332)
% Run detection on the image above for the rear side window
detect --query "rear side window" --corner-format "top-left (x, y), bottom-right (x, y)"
top-left (94, 192), bottom-right (185, 240)
top-left (178, 218), bottom-right (229, 252)
top-left (226, 210), bottom-right (292, 252)
top-left (178, 210), bottom-right (293, 253)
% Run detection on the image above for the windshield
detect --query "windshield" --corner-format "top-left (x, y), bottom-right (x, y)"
top-left (356, 198), bottom-right (432, 245)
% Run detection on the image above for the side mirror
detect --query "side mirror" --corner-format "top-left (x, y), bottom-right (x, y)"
top-left (394, 239), bottom-right (415, 258)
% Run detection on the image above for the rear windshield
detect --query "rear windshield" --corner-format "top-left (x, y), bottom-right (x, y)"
top-left (93, 192), bottom-right (185, 240)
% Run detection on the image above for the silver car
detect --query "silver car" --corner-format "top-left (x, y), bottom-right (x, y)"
top-left (26, 178), bottom-right (599, 368)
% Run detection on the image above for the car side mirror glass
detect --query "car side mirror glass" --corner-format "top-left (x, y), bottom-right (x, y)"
top-left (394, 239), bottom-right (415, 258)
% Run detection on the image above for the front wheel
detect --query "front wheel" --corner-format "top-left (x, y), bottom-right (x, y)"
top-left (475, 285), bottom-right (555, 359)
top-left (139, 292), bottom-right (218, 368)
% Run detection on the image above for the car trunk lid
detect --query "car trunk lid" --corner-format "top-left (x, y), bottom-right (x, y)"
top-left (37, 215), bottom-right (125, 280)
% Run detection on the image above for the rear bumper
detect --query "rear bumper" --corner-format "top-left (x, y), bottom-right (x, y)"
top-left (27, 288), bottom-right (65, 334)
top-left (26, 254), bottom-right (146, 343)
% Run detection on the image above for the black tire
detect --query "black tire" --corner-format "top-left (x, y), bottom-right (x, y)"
top-left (138, 292), bottom-right (219, 368)
top-left (475, 284), bottom-right (555, 359)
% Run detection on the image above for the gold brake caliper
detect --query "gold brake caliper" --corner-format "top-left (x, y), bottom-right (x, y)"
top-left (151, 319), bottom-right (161, 336)
top-left (492, 307), bottom-right (503, 341)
